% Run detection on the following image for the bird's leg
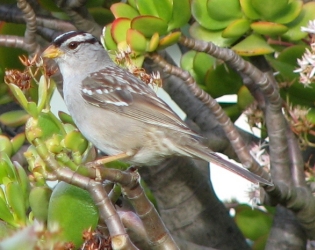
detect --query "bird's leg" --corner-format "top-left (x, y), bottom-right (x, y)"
top-left (85, 152), bottom-right (130, 168)
top-left (85, 153), bottom-right (131, 181)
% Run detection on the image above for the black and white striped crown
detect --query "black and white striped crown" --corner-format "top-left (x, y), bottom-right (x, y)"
top-left (52, 31), bottom-right (100, 48)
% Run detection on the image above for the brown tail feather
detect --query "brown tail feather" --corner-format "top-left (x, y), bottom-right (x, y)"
top-left (179, 145), bottom-right (272, 186)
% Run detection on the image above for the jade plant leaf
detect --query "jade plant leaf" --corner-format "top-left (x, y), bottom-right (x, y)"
top-left (103, 24), bottom-right (117, 50)
top-left (207, 0), bottom-right (242, 21)
top-left (131, 16), bottom-right (168, 37)
top-left (0, 110), bottom-right (29, 127)
top-left (282, 2), bottom-right (315, 41)
top-left (232, 33), bottom-right (274, 56)
top-left (222, 19), bottom-right (251, 38)
top-left (111, 18), bottom-right (131, 43)
top-left (157, 32), bottom-right (181, 50)
top-left (168, 0), bottom-right (191, 30)
top-left (110, 2), bottom-right (139, 19)
top-left (127, 28), bottom-right (148, 52)
top-left (271, 0), bottom-right (302, 24)
top-left (250, 22), bottom-right (288, 36)
top-left (48, 182), bottom-right (99, 247)
top-left (191, 0), bottom-right (233, 30)
top-left (239, 0), bottom-right (260, 20)
top-left (234, 204), bottom-right (273, 241)
top-left (190, 22), bottom-right (238, 47)
top-left (205, 64), bottom-right (243, 98)
top-left (251, 0), bottom-right (288, 20)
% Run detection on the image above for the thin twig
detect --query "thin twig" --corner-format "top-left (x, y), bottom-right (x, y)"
top-left (121, 168), bottom-right (179, 250)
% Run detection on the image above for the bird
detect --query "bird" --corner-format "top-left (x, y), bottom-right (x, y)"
top-left (42, 31), bottom-right (271, 185)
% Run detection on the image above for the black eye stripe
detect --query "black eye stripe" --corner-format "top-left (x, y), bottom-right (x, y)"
top-left (67, 38), bottom-right (100, 49)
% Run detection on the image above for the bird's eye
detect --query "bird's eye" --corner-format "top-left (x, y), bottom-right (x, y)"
top-left (68, 42), bottom-right (79, 50)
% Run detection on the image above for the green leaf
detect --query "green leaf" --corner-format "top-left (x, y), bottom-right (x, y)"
top-left (181, 50), bottom-right (197, 72)
top-left (239, 0), bottom-right (260, 20)
top-left (282, 2), bottom-right (315, 41)
top-left (6, 181), bottom-right (27, 225)
top-left (7, 84), bottom-right (29, 112)
top-left (191, 0), bottom-right (233, 30)
top-left (168, 0), bottom-right (191, 30)
top-left (11, 133), bottom-right (25, 155)
top-left (64, 130), bottom-right (88, 154)
top-left (237, 85), bottom-right (254, 110)
top-left (148, 32), bottom-right (160, 52)
top-left (0, 153), bottom-right (17, 181)
top-left (282, 82), bottom-right (315, 107)
top-left (27, 102), bottom-right (39, 118)
top-left (110, 2), bottom-right (139, 19)
top-left (37, 111), bottom-right (66, 140)
top-left (270, 0), bottom-right (302, 24)
top-left (205, 64), bottom-right (243, 98)
top-left (250, 22), bottom-right (288, 36)
top-left (0, 110), bottom-right (29, 127)
top-left (26, 111), bottom-right (65, 143)
top-left (111, 18), bottom-right (131, 43)
top-left (127, 29), bottom-right (148, 52)
top-left (157, 31), bottom-right (181, 50)
top-left (193, 52), bottom-right (216, 83)
top-left (153, 0), bottom-right (173, 22)
top-left (14, 162), bottom-right (30, 206)
top-left (266, 45), bottom-right (305, 81)
top-left (134, 0), bottom-right (173, 22)
top-left (58, 111), bottom-right (75, 126)
top-left (29, 186), bottom-right (52, 222)
top-left (135, 0), bottom-right (159, 17)
top-left (37, 75), bottom-right (48, 112)
top-left (128, 0), bottom-right (137, 9)
top-left (45, 134), bottom-right (63, 153)
top-left (190, 22), bottom-right (238, 47)
top-left (103, 24), bottom-right (117, 50)
top-left (251, 0), bottom-right (288, 20)
top-left (207, 0), bottom-right (242, 21)
top-left (222, 19), bottom-right (251, 38)
top-left (131, 16), bottom-right (168, 37)
top-left (0, 136), bottom-right (13, 157)
top-left (234, 204), bottom-right (273, 241)
top-left (180, 50), bottom-right (200, 84)
top-left (232, 33), bottom-right (274, 56)
top-left (48, 182), bottom-right (99, 247)
top-left (0, 195), bottom-right (15, 226)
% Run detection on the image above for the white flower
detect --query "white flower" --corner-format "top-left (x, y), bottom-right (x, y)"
top-left (301, 20), bottom-right (315, 34)
top-left (295, 47), bottom-right (315, 87)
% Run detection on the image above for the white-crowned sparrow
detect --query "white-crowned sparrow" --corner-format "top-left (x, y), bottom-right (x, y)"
top-left (42, 31), bottom-right (270, 185)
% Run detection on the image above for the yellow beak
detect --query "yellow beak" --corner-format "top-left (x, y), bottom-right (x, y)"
top-left (42, 45), bottom-right (64, 59)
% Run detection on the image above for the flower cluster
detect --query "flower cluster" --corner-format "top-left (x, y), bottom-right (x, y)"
top-left (244, 101), bottom-right (264, 130)
top-left (4, 69), bottom-right (31, 90)
top-left (115, 47), bottom-right (162, 88)
top-left (284, 104), bottom-right (315, 148)
top-left (294, 20), bottom-right (315, 87)
top-left (4, 54), bottom-right (57, 91)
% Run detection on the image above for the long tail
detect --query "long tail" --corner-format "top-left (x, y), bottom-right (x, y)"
top-left (179, 144), bottom-right (272, 186)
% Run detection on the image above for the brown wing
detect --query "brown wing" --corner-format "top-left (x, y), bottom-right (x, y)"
top-left (81, 66), bottom-right (199, 137)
